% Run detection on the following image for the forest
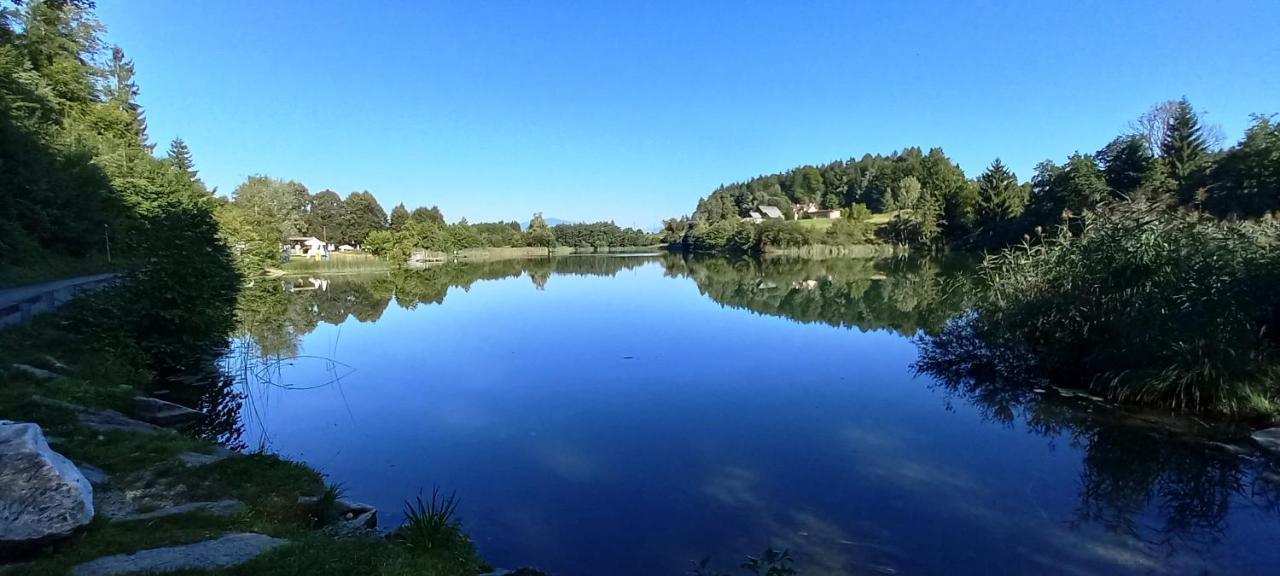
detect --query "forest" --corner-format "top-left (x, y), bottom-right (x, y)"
top-left (0, 0), bottom-right (655, 283)
top-left (670, 100), bottom-right (1279, 253)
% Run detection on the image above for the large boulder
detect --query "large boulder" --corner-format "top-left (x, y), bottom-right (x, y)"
top-left (0, 421), bottom-right (94, 548)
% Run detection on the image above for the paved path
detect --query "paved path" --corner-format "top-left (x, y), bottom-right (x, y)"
top-left (0, 273), bottom-right (119, 328)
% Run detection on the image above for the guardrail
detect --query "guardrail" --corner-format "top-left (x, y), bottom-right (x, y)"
top-left (0, 273), bottom-right (120, 329)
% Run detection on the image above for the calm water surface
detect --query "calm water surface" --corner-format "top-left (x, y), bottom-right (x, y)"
top-left (217, 255), bottom-right (1280, 576)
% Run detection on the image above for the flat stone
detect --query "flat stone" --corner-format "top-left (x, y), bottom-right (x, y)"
top-left (0, 421), bottom-right (94, 549)
top-left (176, 447), bottom-right (235, 467)
top-left (70, 533), bottom-right (287, 575)
top-left (112, 500), bottom-right (245, 523)
top-left (78, 408), bottom-right (169, 435)
top-left (1253, 428), bottom-right (1280, 455)
top-left (31, 396), bottom-right (169, 435)
top-left (132, 397), bottom-right (203, 426)
top-left (12, 364), bottom-right (58, 380)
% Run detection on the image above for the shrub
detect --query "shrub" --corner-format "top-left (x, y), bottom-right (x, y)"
top-left (934, 200), bottom-right (1280, 413)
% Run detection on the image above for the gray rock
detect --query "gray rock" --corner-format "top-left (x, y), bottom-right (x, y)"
top-left (297, 496), bottom-right (378, 535)
top-left (31, 396), bottom-right (169, 435)
top-left (1253, 428), bottom-right (1280, 455)
top-left (42, 355), bottom-right (70, 372)
top-left (12, 363), bottom-right (58, 380)
top-left (112, 500), bottom-right (245, 523)
top-left (78, 408), bottom-right (169, 435)
top-left (132, 397), bottom-right (203, 426)
top-left (76, 462), bottom-right (111, 486)
top-left (176, 447), bottom-right (235, 467)
top-left (0, 421), bottom-right (94, 548)
top-left (70, 533), bottom-right (287, 575)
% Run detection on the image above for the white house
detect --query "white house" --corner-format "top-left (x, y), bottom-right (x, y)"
top-left (286, 237), bottom-right (328, 258)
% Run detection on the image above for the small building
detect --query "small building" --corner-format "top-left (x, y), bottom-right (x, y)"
top-left (757, 205), bottom-right (784, 220)
top-left (337, 244), bottom-right (356, 252)
top-left (286, 237), bottom-right (328, 258)
top-left (805, 209), bottom-right (842, 219)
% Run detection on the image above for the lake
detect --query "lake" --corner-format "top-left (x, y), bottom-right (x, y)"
top-left (212, 254), bottom-right (1280, 576)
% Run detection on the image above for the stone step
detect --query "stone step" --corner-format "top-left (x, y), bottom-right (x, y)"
top-left (71, 533), bottom-right (287, 576)
top-left (110, 500), bottom-right (245, 523)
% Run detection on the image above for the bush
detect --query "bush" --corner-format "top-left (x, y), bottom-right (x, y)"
top-left (930, 200), bottom-right (1280, 413)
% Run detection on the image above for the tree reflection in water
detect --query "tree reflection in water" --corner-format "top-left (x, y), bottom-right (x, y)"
top-left (203, 253), bottom-right (1279, 557)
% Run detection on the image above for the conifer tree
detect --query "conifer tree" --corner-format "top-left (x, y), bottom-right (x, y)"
top-left (1159, 98), bottom-right (1210, 202)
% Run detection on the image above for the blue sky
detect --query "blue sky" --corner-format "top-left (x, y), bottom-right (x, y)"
top-left (97, 0), bottom-right (1279, 228)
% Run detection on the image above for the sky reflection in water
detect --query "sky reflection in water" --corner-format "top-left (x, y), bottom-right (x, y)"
top-left (220, 255), bottom-right (1280, 576)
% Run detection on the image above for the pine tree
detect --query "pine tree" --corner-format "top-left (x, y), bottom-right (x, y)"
top-left (976, 159), bottom-right (1021, 224)
top-left (166, 137), bottom-right (197, 179)
top-left (109, 46), bottom-right (149, 146)
top-left (1159, 98), bottom-right (1209, 202)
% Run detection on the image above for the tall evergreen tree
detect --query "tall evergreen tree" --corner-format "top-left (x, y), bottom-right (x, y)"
top-left (165, 137), bottom-right (196, 179)
top-left (1159, 98), bottom-right (1210, 202)
top-left (975, 159), bottom-right (1023, 226)
top-left (108, 45), bottom-right (148, 145)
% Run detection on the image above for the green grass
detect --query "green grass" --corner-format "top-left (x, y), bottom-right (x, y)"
top-left (794, 210), bottom-right (900, 230)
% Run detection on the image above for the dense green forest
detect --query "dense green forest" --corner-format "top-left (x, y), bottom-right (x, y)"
top-left (670, 100), bottom-right (1279, 253)
top-left (0, 0), bottom-right (655, 282)
top-left (225, 177), bottom-right (658, 270)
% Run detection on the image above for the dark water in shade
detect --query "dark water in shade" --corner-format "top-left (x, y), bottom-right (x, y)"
top-left (218, 254), bottom-right (1280, 576)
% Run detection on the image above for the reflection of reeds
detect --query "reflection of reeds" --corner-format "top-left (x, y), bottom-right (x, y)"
top-left (219, 332), bottom-right (355, 454)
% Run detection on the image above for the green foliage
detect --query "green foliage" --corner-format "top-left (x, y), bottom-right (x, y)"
top-left (1160, 97), bottom-right (1211, 202)
top-left (824, 217), bottom-right (871, 244)
top-left (391, 487), bottom-right (486, 574)
top-left (1206, 115), bottom-right (1280, 217)
top-left (931, 199), bottom-right (1280, 414)
top-left (398, 488), bottom-right (463, 553)
top-left (549, 221), bottom-right (656, 248)
top-left (389, 202), bottom-right (410, 228)
top-left (1095, 134), bottom-right (1154, 195)
top-left (306, 189), bottom-right (345, 241)
top-left (231, 175), bottom-right (310, 241)
top-left (340, 190), bottom-right (388, 245)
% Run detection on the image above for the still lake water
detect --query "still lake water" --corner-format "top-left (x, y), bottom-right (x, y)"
top-left (218, 254), bottom-right (1280, 576)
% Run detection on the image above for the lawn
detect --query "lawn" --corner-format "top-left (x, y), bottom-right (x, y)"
top-left (794, 210), bottom-right (901, 229)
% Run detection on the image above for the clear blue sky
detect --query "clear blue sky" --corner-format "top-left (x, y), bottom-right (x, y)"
top-left (96, 0), bottom-right (1279, 228)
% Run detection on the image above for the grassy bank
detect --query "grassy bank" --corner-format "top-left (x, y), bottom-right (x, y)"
top-left (0, 292), bottom-right (493, 575)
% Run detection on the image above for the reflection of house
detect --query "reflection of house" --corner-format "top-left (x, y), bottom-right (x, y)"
top-left (286, 237), bottom-right (329, 258)
top-left (792, 279), bottom-right (820, 290)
